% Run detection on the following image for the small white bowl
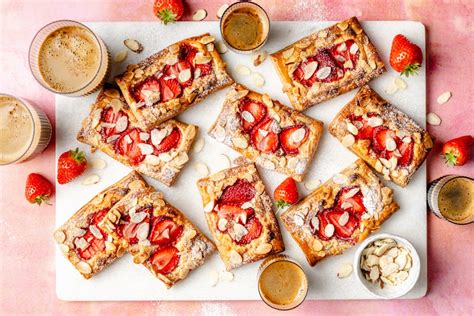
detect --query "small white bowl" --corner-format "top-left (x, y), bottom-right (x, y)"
top-left (353, 233), bottom-right (421, 299)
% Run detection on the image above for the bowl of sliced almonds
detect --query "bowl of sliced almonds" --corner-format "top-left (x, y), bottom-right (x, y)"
top-left (354, 233), bottom-right (421, 299)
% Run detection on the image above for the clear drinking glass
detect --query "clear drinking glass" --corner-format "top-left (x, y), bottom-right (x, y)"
top-left (28, 20), bottom-right (110, 96)
top-left (0, 94), bottom-right (52, 165)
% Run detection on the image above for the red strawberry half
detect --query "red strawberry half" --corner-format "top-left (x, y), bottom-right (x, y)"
top-left (315, 210), bottom-right (331, 241)
top-left (217, 205), bottom-right (255, 221)
top-left (293, 56), bottom-right (318, 87)
top-left (239, 98), bottom-right (267, 131)
top-left (251, 118), bottom-right (280, 153)
top-left (326, 209), bottom-right (359, 240)
top-left (76, 209), bottom-right (109, 260)
top-left (280, 125), bottom-right (308, 155)
top-left (116, 128), bottom-right (147, 165)
top-left (218, 179), bottom-right (256, 206)
top-left (149, 246), bottom-right (180, 275)
top-left (159, 75), bottom-right (182, 102)
top-left (153, 127), bottom-right (181, 155)
top-left (313, 49), bottom-right (340, 83)
top-left (372, 126), bottom-right (394, 154)
top-left (331, 40), bottom-right (359, 69)
top-left (336, 186), bottom-right (366, 216)
top-left (236, 216), bottom-right (262, 245)
top-left (100, 107), bottom-right (129, 140)
top-left (130, 76), bottom-right (161, 103)
top-left (398, 141), bottom-right (414, 167)
top-left (348, 113), bottom-right (378, 140)
top-left (149, 216), bottom-right (183, 246)
top-left (166, 61), bottom-right (193, 88)
top-left (117, 206), bottom-right (152, 245)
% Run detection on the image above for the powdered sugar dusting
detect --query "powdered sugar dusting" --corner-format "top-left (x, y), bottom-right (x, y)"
top-left (362, 185), bottom-right (381, 216)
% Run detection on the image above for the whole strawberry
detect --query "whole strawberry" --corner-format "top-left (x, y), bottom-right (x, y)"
top-left (153, 0), bottom-right (184, 24)
top-left (25, 173), bottom-right (53, 205)
top-left (442, 135), bottom-right (473, 167)
top-left (390, 34), bottom-right (423, 77)
top-left (274, 177), bottom-right (299, 208)
top-left (57, 148), bottom-right (87, 184)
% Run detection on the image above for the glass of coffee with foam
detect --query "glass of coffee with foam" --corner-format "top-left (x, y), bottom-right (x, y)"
top-left (29, 20), bottom-right (110, 96)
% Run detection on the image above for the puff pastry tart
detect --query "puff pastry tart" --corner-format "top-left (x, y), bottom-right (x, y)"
top-left (329, 85), bottom-right (433, 187)
top-left (115, 33), bottom-right (233, 128)
top-left (197, 163), bottom-right (285, 271)
top-left (99, 187), bottom-right (215, 288)
top-left (280, 160), bottom-right (399, 266)
top-left (208, 84), bottom-right (324, 182)
top-left (270, 17), bottom-right (385, 111)
top-left (53, 171), bottom-right (147, 279)
top-left (77, 85), bottom-right (197, 186)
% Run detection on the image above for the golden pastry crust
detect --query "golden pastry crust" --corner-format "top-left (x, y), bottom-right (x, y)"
top-left (270, 17), bottom-right (385, 111)
top-left (329, 85), bottom-right (433, 187)
top-left (196, 163), bottom-right (285, 271)
top-left (280, 160), bottom-right (399, 266)
top-left (208, 84), bottom-right (324, 182)
top-left (77, 85), bottom-right (198, 186)
top-left (99, 187), bottom-right (215, 288)
top-left (115, 33), bottom-right (234, 129)
top-left (53, 171), bottom-right (147, 279)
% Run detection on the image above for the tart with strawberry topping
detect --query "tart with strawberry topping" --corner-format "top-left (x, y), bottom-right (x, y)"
top-left (270, 17), bottom-right (385, 111)
top-left (77, 85), bottom-right (198, 186)
top-left (209, 84), bottom-right (324, 182)
top-left (329, 85), bottom-right (433, 187)
top-left (53, 171), bottom-right (147, 279)
top-left (100, 187), bottom-right (215, 288)
top-left (280, 160), bottom-right (399, 266)
top-left (197, 163), bottom-right (285, 271)
top-left (115, 33), bottom-right (233, 129)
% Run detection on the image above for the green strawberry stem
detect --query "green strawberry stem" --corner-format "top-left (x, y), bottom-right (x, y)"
top-left (443, 152), bottom-right (458, 167)
top-left (157, 8), bottom-right (177, 25)
top-left (34, 195), bottom-right (51, 206)
top-left (401, 63), bottom-right (421, 77)
top-left (71, 148), bottom-right (86, 162)
top-left (276, 199), bottom-right (291, 208)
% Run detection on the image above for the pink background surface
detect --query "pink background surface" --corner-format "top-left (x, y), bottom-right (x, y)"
top-left (1, 0), bottom-right (473, 315)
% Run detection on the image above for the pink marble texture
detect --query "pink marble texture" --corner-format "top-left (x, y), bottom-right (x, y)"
top-left (1, 0), bottom-right (473, 315)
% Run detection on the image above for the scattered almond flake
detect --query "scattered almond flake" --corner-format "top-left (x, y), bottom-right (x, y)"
top-left (138, 143), bottom-right (154, 155)
top-left (367, 116), bottom-right (383, 127)
top-left (218, 218), bottom-right (228, 231)
top-left (241, 110), bottom-right (255, 123)
top-left (385, 83), bottom-right (398, 95)
top-left (218, 154), bottom-right (231, 169)
top-left (106, 135), bottom-right (120, 143)
top-left (293, 212), bottom-right (305, 226)
top-left (232, 136), bottom-right (248, 149)
top-left (178, 69), bottom-right (192, 83)
top-left (344, 187), bottom-right (359, 199)
top-left (346, 122), bottom-right (358, 135)
top-left (114, 49), bottom-right (128, 63)
top-left (251, 73), bottom-right (265, 86)
top-left (81, 174), bottom-right (100, 185)
top-left (252, 51), bottom-right (268, 66)
top-left (209, 269), bottom-right (219, 287)
top-left (437, 91), bottom-right (452, 104)
top-left (349, 43), bottom-right (359, 54)
top-left (215, 41), bottom-right (228, 54)
top-left (131, 211), bottom-right (147, 224)
top-left (229, 250), bottom-right (242, 266)
top-left (380, 158), bottom-right (391, 169)
top-left (217, 4), bottom-right (229, 19)
top-left (101, 122), bottom-right (116, 128)
top-left (193, 138), bottom-right (205, 153)
top-left (342, 134), bottom-right (355, 147)
top-left (206, 43), bottom-right (215, 52)
top-left (282, 48), bottom-right (295, 60)
top-left (124, 38), bottom-right (143, 53)
top-left (90, 158), bottom-right (106, 170)
top-left (337, 43), bottom-right (347, 52)
top-left (124, 134), bottom-right (132, 144)
top-left (139, 132), bottom-right (150, 141)
top-left (76, 261), bottom-right (92, 274)
top-left (54, 231), bottom-right (66, 243)
top-left (236, 64), bottom-right (251, 76)
top-left (305, 179), bottom-right (321, 191)
top-left (338, 211), bottom-right (350, 226)
top-left (343, 60), bottom-right (353, 69)
top-left (194, 68), bottom-right (202, 79)
top-left (192, 9), bottom-right (207, 21)
top-left (151, 128), bottom-right (167, 146)
top-left (59, 244), bottom-right (69, 254)
top-left (204, 200), bottom-right (215, 213)
top-left (333, 173), bottom-right (348, 185)
top-left (115, 116), bottom-right (128, 133)
top-left (335, 55), bottom-right (346, 62)
top-left (258, 129), bottom-right (268, 137)
top-left (312, 239), bottom-right (323, 251)
top-left (231, 89), bottom-right (249, 101)
top-left (316, 67), bottom-right (331, 80)
top-left (337, 263), bottom-right (353, 278)
top-left (324, 223), bottom-right (335, 237)
top-left (220, 271), bottom-right (234, 282)
top-left (194, 162), bottom-right (209, 177)
top-left (385, 137), bottom-right (397, 151)
top-left (195, 54), bottom-right (212, 64)
top-left (89, 225), bottom-right (103, 239)
top-left (427, 112), bottom-right (441, 125)
top-left (394, 77), bottom-right (407, 90)
top-left (341, 202), bottom-right (352, 210)
top-left (290, 127), bottom-right (306, 143)
top-left (402, 136), bottom-right (412, 144)
top-left (143, 154), bottom-right (160, 165)
top-left (310, 216), bottom-right (319, 232)
top-left (255, 242), bottom-right (272, 255)
top-left (200, 35), bottom-right (215, 45)
top-left (303, 61), bottom-right (318, 80)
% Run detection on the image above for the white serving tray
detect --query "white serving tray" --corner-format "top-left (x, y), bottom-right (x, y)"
top-left (56, 21), bottom-right (427, 301)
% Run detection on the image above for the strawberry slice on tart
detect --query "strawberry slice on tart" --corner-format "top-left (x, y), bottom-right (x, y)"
top-left (116, 128), bottom-right (149, 165)
top-left (336, 186), bottom-right (366, 216)
top-left (280, 125), bottom-right (309, 155)
top-left (218, 179), bottom-right (256, 206)
top-left (150, 216), bottom-right (183, 246)
top-left (398, 141), bottom-right (414, 167)
top-left (314, 210), bottom-right (331, 241)
top-left (331, 40), bottom-right (359, 70)
top-left (251, 118), bottom-right (280, 153)
top-left (130, 76), bottom-right (162, 104)
top-left (326, 209), bottom-right (359, 240)
top-left (100, 107), bottom-right (129, 140)
top-left (159, 75), bottom-right (182, 102)
top-left (117, 206), bottom-right (152, 245)
top-left (149, 246), bottom-right (180, 275)
top-left (236, 216), bottom-right (263, 245)
top-left (75, 209), bottom-right (109, 260)
top-left (239, 98), bottom-right (267, 131)
top-left (152, 127), bottom-right (181, 155)
top-left (217, 205), bottom-right (255, 221)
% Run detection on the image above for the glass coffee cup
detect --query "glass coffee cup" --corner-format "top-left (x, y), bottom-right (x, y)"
top-left (29, 20), bottom-right (110, 96)
top-left (0, 94), bottom-right (52, 165)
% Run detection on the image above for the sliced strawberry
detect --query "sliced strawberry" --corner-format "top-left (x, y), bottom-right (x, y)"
top-left (115, 128), bottom-right (147, 165)
top-left (149, 216), bottom-right (183, 246)
top-left (217, 205), bottom-right (255, 220)
top-left (130, 76), bottom-right (161, 103)
top-left (326, 209), bottom-right (359, 240)
top-left (153, 127), bottom-right (181, 155)
top-left (159, 75), bottom-right (182, 102)
top-left (236, 216), bottom-right (262, 245)
top-left (117, 206), bottom-right (152, 245)
top-left (313, 49), bottom-right (340, 83)
top-left (279, 125), bottom-right (309, 155)
top-left (218, 179), bottom-right (256, 206)
top-left (179, 43), bottom-right (198, 64)
top-left (293, 56), bottom-right (318, 87)
top-left (100, 107), bottom-right (129, 140)
top-left (315, 210), bottom-right (331, 241)
top-left (251, 118), bottom-right (280, 153)
top-left (239, 98), bottom-right (267, 131)
top-left (398, 141), bottom-right (414, 167)
top-left (330, 40), bottom-right (359, 69)
top-left (372, 126), bottom-right (392, 154)
top-left (166, 61), bottom-right (194, 88)
top-left (348, 113), bottom-right (378, 140)
top-left (336, 186), bottom-right (366, 216)
top-left (75, 209), bottom-right (109, 260)
top-left (195, 62), bottom-right (213, 76)
top-left (149, 246), bottom-right (180, 275)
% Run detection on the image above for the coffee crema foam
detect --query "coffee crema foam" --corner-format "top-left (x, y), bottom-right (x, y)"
top-left (38, 26), bottom-right (101, 93)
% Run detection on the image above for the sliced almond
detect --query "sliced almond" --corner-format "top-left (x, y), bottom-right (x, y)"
top-left (333, 173), bottom-right (348, 185)
top-left (344, 187), bottom-right (359, 199)
top-left (282, 48), bottom-right (295, 60)
top-left (231, 89), bottom-right (249, 101)
top-left (305, 179), bottom-right (321, 191)
top-left (220, 271), bottom-right (234, 282)
top-left (91, 158), bottom-right (106, 170)
top-left (204, 200), bottom-right (215, 213)
top-left (178, 69), bottom-right (192, 83)
top-left (76, 261), bottom-right (92, 274)
top-left (193, 138), bottom-right (205, 153)
top-left (427, 112), bottom-right (441, 125)
top-left (310, 216), bottom-right (319, 232)
top-left (251, 72), bottom-right (265, 87)
top-left (337, 43), bottom-right (347, 52)
top-left (367, 116), bottom-right (383, 127)
top-left (232, 136), bottom-right (248, 149)
top-left (124, 38), bottom-right (143, 53)
top-left (54, 230), bottom-right (66, 243)
top-left (114, 50), bottom-right (128, 63)
top-left (200, 35), bottom-right (215, 45)
top-left (106, 134), bottom-right (119, 143)
top-left (255, 242), bottom-right (272, 255)
top-left (303, 61), bottom-right (318, 80)
top-left (437, 91), bottom-right (452, 104)
top-left (337, 263), bottom-right (353, 278)
top-left (136, 222), bottom-right (150, 241)
top-left (341, 202), bottom-right (352, 210)
top-left (115, 116), bottom-right (128, 133)
top-left (206, 43), bottom-right (215, 52)
top-left (195, 54), bottom-right (212, 64)
top-left (192, 9), bottom-right (207, 21)
top-left (369, 266), bottom-right (380, 282)
top-left (81, 174), bottom-right (100, 185)
top-left (380, 158), bottom-right (391, 169)
top-left (324, 223), bottom-right (335, 238)
top-left (137, 143), bottom-right (154, 155)
top-left (89, 225), bottom-right (103, 239)
top-left (338, 211), bottom-right (350, 226)
top-left (194, 162), bottom-right (209, 177)
top-left (131, 211), bottom-right (147, 224)
top-left (236, 64), bottom-right (251, 76)
top-left (218, 218), bottom-right (228, 231)
top-left (343, 60), bottom-right (353, 69)
top-left (59, 244), bottom-right (69, 254)
top-left (293, 212), bottom-right (305, 226)
top-left (342, 134), bottom-right (355, 147)
top-left (385, 137), bottom-right (397, 151)
top-left (346, 122), bottom-right (359, 135)
top-left (229, 249), bottom-right (242, 266)
top-left (215, 41), bottom-right (228, 54)
top-left (290, 127), bottom-right (306, 143)
top-left (144, 154), bottom-right (161, 165)
top-left (316, 67), bottom-right (331, 80)
top-left (261, 94), bottom-right (273, 108)
top-left (209, 269), bottom-right (219, 287)
top-left (394, 77), bottom-right (407, 90)
top-left (349, 43), bottom-right (359, 54)
top-left (217, 4), bottom-right (229, 19)
top-left (151, 128), bottom-right (168, 146)
top-left (385, 83), bottom-right (398, 95)
top-left (241, 110), bottom-right (255, 123)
